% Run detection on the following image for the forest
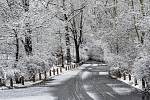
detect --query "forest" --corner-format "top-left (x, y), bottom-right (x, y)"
top-left (0, 0), bottom-right (150, 87)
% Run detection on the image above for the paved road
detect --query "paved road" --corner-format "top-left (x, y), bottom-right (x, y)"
top-left (0, 61), bottom-right (150, 100)
top-left (49, 62), bottom-right (149, 100)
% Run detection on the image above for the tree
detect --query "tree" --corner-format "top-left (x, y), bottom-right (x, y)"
top-left (69, 3), bottom-right (85, 63)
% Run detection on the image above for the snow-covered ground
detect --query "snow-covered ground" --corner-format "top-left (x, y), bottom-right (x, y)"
top-left (118, 76), bottom-right (142, 91)
top-left (0, 65), bottom-right (69, 90)
top-left (0, 64), bottom-right (91, 100)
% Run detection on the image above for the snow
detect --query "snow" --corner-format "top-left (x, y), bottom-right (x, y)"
top-left (92, 64), bottom-right (98, 66)
top-left (79, 64), bottom-right (91, 70)
top-left (81, 71), bottom-right (92, 80)
top-left (0, 64), bottom-right (86, 100)
top-left (2, 94), bottom-right (57, 100)
top-left (13, 80), bottom-right (43, 88)
top-left (107, 84), bottom-right (134, 95)
top-left (99, 72), bottom-right (108, 75)
top-left (100, 64), bottom-right (107, 66)
top-left (118, 76), bottom-right (143, 91)
top-left (46, 69), bottom-right (81, 85)
top-left (0, 86), bottom-right (8, 90)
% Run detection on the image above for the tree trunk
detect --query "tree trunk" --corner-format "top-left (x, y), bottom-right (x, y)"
top-left (131, 0), bottom-right (141, 42)
top-left (65, 15), bottom-right (71, 65)
top-left (25, 23), bottom-right (32, 56)
top-left (61, 47), bottom-right (64, 67)
top-left (75, 45), bottom-right (80, 63)
top-left (15, 33), bottom-right (19, 62)
top-left (63, 0), bottom-right (71, 65)
top-left (22, 0), bottom-right (33, 56)
top-left (13, 29), bottom-right (19, 66)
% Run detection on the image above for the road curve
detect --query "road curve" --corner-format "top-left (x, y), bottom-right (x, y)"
top-left (0, 61), bottom-right (149, 100)
top-left (47, 62), bottom-right (149, 100)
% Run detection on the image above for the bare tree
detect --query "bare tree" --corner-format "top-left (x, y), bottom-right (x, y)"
top-left (69, 5), bottom-right (84, 63)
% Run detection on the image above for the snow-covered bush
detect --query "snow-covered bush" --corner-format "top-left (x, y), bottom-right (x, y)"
top-left (15, 55), bottom-right (50, 79)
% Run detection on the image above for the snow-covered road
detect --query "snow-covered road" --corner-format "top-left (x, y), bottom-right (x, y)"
top-left (0, 61), bottom-right (149, 100)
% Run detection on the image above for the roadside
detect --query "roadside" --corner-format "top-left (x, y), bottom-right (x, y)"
top-left (118, 76), bottom-right (143, 91)
top-left (0, 64), bottom-right (91, 100)
top-left (0, 64), bottom-right (78, 90)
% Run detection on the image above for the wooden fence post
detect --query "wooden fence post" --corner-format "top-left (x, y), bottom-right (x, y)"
top-left (134, 78), bottom-right (138, 86)
top-left (32, 74), bottom-right (35, 82)
top-left (57, 68), bottom-right (59, 75)
top-left (49, 70), bottom-right (51, 76)
top-left (60, 68), bottom-right (62, 73)
top-left (39, 70), bottom-right (42, 80)
top-left (67, 66), bottom-right (68, 70)
top-left (142, 78), bottom-right (145, 89)
top-left (129, 74), bottom-right (131, 81)
top-left (21, 76), bottom-right (24, 85)
top-left (53, 69), bottom-right (55, 75)
top-left (15, 77), bottom-right (19, 84)
top-left (44, 71), bottom-right (47, 80)
top-left (10, 78), bottom-right (13, 88)
top-left (0, 78), bottom-right (1, 85)
top-left (123, 73), bottom-right (126, 80)
top-left (68, 66), bottom-right (70, 70)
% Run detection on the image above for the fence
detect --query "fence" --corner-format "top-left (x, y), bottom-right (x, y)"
top-left (0, 64), bottom-right (79, 89)
top-left (121, 73), bottom-right (149, 90)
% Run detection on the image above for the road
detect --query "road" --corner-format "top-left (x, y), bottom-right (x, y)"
top-left (0, 61), bottom-right (150, 100)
